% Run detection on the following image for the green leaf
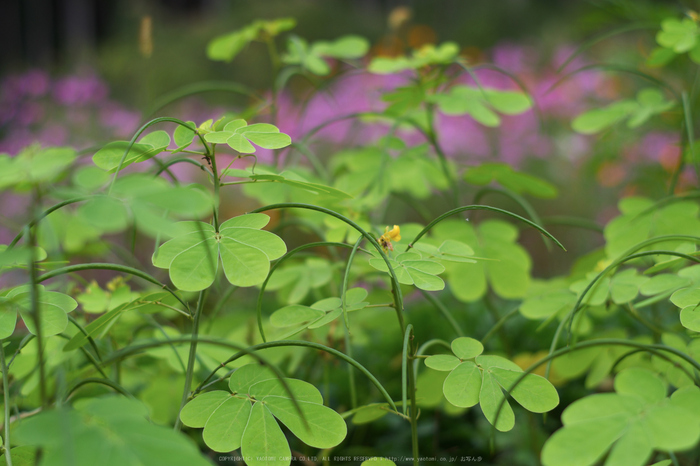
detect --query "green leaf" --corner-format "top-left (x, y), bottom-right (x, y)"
top-left (656, 18), bottom-right (698, 53)
top-left (646, 47), bottom-right (677, 67)
top-left (174, 121), bottom-right (196, 149)
top-left (183, 365), bottom-right (346, 461)
top-left (223, 166), bottom-right (352, 199)
top-left (490, 368), bottom-right (560, 413)
top-left (207, 19), bottom-right (294, 62)
top-left (311, 35), bottom-right (369, 59)
top-left (205, 120), bottom-right (291, 154)
top-left (92, 131), bottom-right (171, 173)
top-left (431, 86), bottom-right (532, 127)
top-left (14, 396), bottom-right (211, 466)
top-left (542, 369), bottom-right (700, 466)
top-left (270, 305), bottom-right (324, 328)
top-left (179, 390), bottom-right (230, 428)
top-left (464, 162), bottom-right (558, 198)
top-left (229, 364), bottom-right (277, 394)
top-left (442, 361), bottom-right (481, 408)
top-left (425, 354), bottom-right (461, 371)
top-left (202, 396), bottom-right (252, 452)
top-left (572, 100), bottom-right (638, 134)
top-left (264, 397), bottom-right (347, 448)
top-left (605, 197), bottom-right (700, 261)
top-left (0, 285), bottom-right (77, 339)
top-left (369, 254), bottom-right (445, 291)
top-left (479, 371), bottom-right (515, 432)
top-left (451, 337), bottom-right (484, 359)
top-left (153, 214), bottom-right (286, 291)
top-left (241, 402), bottom-right (291, 466)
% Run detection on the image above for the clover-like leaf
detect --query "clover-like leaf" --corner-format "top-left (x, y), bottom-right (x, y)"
top-left (605, 197), bottom-right (700, 261)
top-left (93, 130), bottom-right (171, 172)
top-left (180, 364), bottom-right (347, 465)
top-left (64, 291), bottom-right (185, 352)
top-left (0, 145), bottom-right (76, 189)
top-left (569, 268), bottom-right (649, 306)
top-left (463, 162), bottom-right (558, 199)
top-left (78, 173), bottom-right (212, 237)
top-left (426, 219), bottom-right (531, 302)
top-left (542, 369), bottom-right (700, 466)
top-left (283, 35), bottom-right (369, 75)
top-left (572, 89), bottom-right (674, 135)
top-left (0, 285), bottom-right (77, 339)
top-left (270, 287), bottom-right (370, 336)
top-left (153, 214), bottom-right (286, 291)
top-left (369, 252), bottom-right (445, 291)
top-left (265, 257), bottom-right (335, 304)
top-left (204, 120), bottom-right (291, 154)
top-left (368, 42), bottom-right (459, 74)
top-left (223, 166), bottom-right (352, 199)
top-left (207, 18), bottom-right (296, 62)
top-left (430, 85), bottom-right (531, 127)
top-left (14, 396), bottom-right (210, 466)
top-left (656, 17), bottom-right (699, 53)
top-left (432, 340), bottom-right (559, 432)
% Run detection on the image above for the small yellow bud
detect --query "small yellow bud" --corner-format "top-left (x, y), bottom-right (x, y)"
top-left (379, 225), bottom-right (401, 252)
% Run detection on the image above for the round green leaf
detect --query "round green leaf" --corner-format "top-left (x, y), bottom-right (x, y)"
top-left (451, 337), bottom-right (484, 359)
top-left (202, 396), bottom-right (252, 452)
top-left (270, 305), bottom-right (324, 328)
top-left (179, 391), bottom-right (230, 428)
top-left (490, 368), bottom-right (559, 413)
top-left (229, 364), bottom-right (277, 395)
top-left (265, 397), bottom-right (347, 449)
top-left (241, 402), bottom-right (291, 466)
top-left (425, 354), bottom-right (461, 371)
top-left (479, 372), bottom-right (514, 432)
top-left (442, 361), bottom-right (481, 408)
top-left (614, 368), bottom-right (667, 404)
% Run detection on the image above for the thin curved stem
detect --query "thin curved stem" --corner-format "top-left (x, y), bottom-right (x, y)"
top-left (174, 290), bottom-right (206, 431)
top-left (8, 196), bottom-right (91, 249)
top-left (250, 203), bottom-right (406, 332)
top-left (406, 205), bottom-right (566, 252)
top-left (65, 377), bottom-right (134, 401)
top-left (193, 340), bottom-right (397, 413)
top-left (419, 290), bottom-right (464, 337)
top-left (256, 242), bottom-right (357, 342)
top-left (36, 263), bottom-right (189, 313)
top-left (1, 346), bottom-right (12, 466)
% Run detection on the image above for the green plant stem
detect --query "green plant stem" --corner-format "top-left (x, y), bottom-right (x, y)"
top-left (250, 203), bottom-right (405, 331)
top-left (424, 102), bottom-right (458, 207)
top-left (419, 290), bottom-right (464, 337)
top-left (474, 186), bottom-right (549, 250)
top-left (154, 156), bottom-right (214, 178)
top-left (67, 315), bottom-right (102, 362)
top-left (540, 215), bottom-right (604, 233)
top-left (490, 338), bottom-right (700, 438)
top-left (484, 294), bottom-right (511, 357)
top-left (406, 205), bottom-right (565, 252)
top-left (26, 215), bottom-right (47, 409)
top-left (36, 263), bottom-right (189, 312)
top-left (144, 81), bottom-right (262, 118)
top-left (8, 196), bottom-right (91, 249)
top-left (191, 340), bottom-right (397, 412)
top-left (481, 308), bottom-right (519, 345)
top-left (174, 290), bottom-right (206, 431)
top-left (65, 377), bottom-right (134, 401)
top-left (1, 345), bottom-right (12, 466)
top-left (682, 91), bottom-right (700, 184)
top-left (256, 241), bottom-right (358, 342)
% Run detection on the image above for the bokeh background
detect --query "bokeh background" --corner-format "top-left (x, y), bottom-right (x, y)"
top-left (0, 0), bottom-right (691, 276)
